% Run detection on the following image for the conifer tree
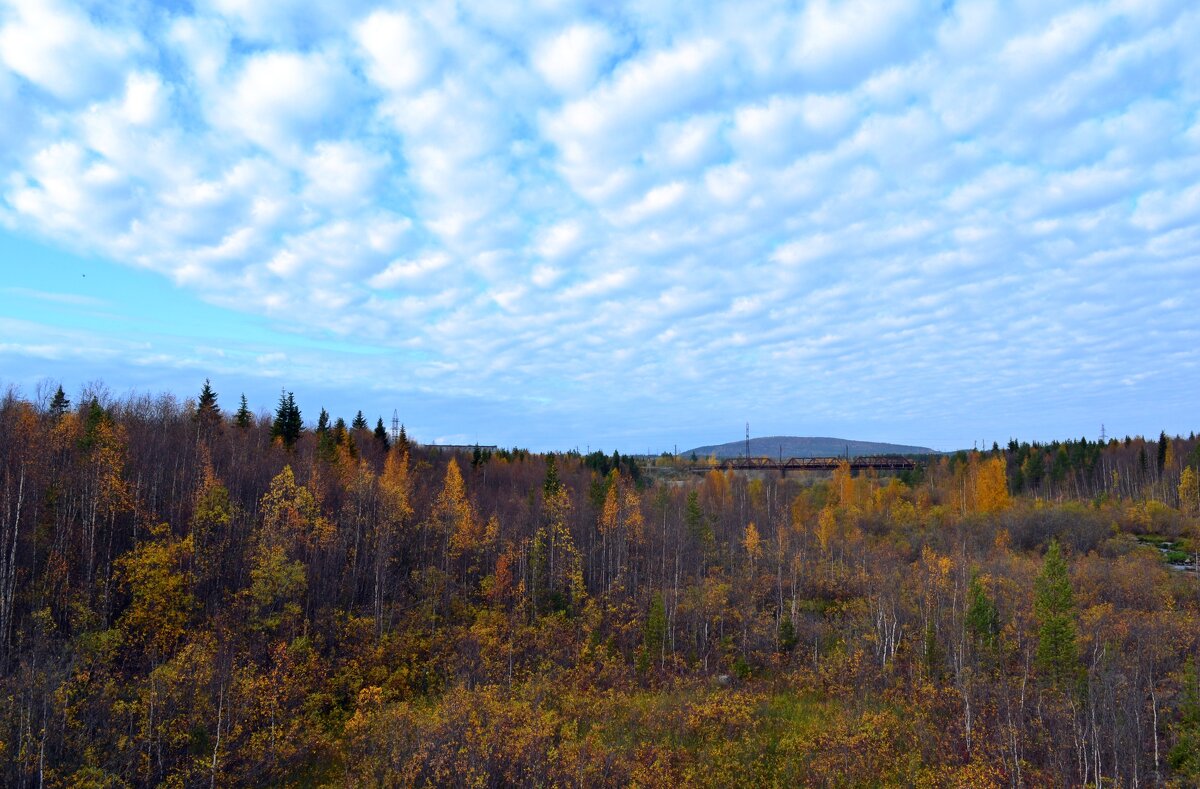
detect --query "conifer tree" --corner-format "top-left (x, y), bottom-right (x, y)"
top-left (965, 572), bottom-right (1000, 650)
top-left (643, 592), bottom-right (667, 666)
top-left (778, 614), bottom-right (798, 653)
top-left (1169, 659), bottom-right (1200, 779)
top-left (316, 408), bottom-right (330, 433)
top-left (1035, 540), bottom-right (1079, 688)
top-left (270, 390), bottom-right (303, 448)
top-left (235, 393), bottom-right (253, 428)
top-left (196, 379), bottom-right (220, 418)
top-left (352, 410), bottom-right (368, 430)
top-left (544, 454), bottom-right (561, 496)
top-left (374, 418), bottom-right (390, 451)
top-left (195, 379), bottom-right (221, 431)
top-left (49, 384), bottom-right (70, 417)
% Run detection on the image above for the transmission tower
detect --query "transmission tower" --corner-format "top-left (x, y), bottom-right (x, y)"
top-left (391, 409), bottom-right (399, 442)
top-left (745, 422), bottom-right (750, 459)
top-left (1099, 423), bottom-right (1107, 443)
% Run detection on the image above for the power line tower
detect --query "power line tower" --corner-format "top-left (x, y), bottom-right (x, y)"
top-left (1099, 423), bottom-right (1107, 444)
top-left (391, 409), bottom-right (399, 442)
top-left (745, 422), bottom-right (750, 460)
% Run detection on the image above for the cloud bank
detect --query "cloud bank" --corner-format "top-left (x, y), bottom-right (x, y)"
top-left (2, 0), bottom-right (1199, 448)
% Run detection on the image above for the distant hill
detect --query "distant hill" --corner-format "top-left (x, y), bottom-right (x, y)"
top-left (684, 436), bottom-right (936, 459)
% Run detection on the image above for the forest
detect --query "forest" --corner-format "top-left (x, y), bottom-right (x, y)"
top-left (1, 380), bottom-right (1199, 787)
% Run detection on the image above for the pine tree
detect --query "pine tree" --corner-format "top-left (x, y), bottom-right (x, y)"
top-left (965, 572), bottom-right (1000, 650)
top-left (49, 384), bottom-right (70, 417)
top-left (196, 379), bottom-right (220, 417)
top-left (270, 390), bottom-right (303, 448)
top-left (544, 454), bottom-right (561, 496)
top-left (778, 614), bottom-right (798, 653)
top-left (1169, 659), bottom-right (1200, 779)
top-left (235, 393), bottom-right (252, 428)
top-left (352, 410), bottom-right (368, 430)
top-left (195, 379), bottom-right (221, 430)
top-left (642, 592), bottom-right (667, 667)
top-left (374, 418), bottom-right (390, 451)
top-left (1035, 540), bottom-right (1079, 688)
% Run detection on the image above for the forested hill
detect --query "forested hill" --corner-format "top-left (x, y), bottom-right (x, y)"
top-left (2, 383), bottom-right (1200, 785)
top-left (686, 435), bottom-right (936, 458)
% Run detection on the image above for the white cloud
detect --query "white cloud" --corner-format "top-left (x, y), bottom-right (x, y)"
top-left (369, 252), bottom-right (453, 289)
top-left (535, 219), bottom-right (585, 259)
top-left (302, 141), bottom-right (390, 208)
top-left (0, 0), bottom-right (142, 102)
top-left (533, 23), bottom-right (619, 95)
top-left (2, 0), bottom-right (1200, 449)
top-left (217, 50), bottom-right (356, 151)
top-left (354, 9), bottom-right (439, 94)
top-left (790, 0), bottom-right (923, 84)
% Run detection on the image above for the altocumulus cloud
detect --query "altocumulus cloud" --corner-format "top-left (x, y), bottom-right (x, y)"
top-left (2, 0), bottom-right (1200, 448)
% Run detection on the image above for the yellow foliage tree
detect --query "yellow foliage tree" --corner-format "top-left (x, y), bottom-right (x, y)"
top-left (1180, 466), bottom-right (1199, 516)
top-left (438, 458), bottom-right (481, 558)
top-left (974, 456), bottom-right (1012, 515)
top-left (374, 447), bottom-right (412, 633)
top-left (743, 522), bottom-right (762, 574)
top-left (817, 505), bottom-right (838, 554)
top-left (832, 459), bottom-right (855, 509)
top-left (116, 521), bottom-right (195, 664)
top-left (259, 465), bottom-right (331, 554)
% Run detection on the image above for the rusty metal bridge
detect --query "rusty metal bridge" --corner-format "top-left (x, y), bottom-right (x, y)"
top-left (686, 456), bottom-right (919, 475)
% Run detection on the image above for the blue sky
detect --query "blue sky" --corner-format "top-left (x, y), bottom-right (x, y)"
top-left (1, 0), bottom-right (1198, 452)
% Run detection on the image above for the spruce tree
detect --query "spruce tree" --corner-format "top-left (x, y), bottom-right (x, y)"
top-left (316, 408), bottom-right (330, 433)
top-left (778, 613), bottom-right (798, 653)
top-left (642, 592), bottom-right (667, 667)
top-left (374, 418), bottom-right (390, 451)
top-left (1158, 431), bottom-right (1169, 473)
top-left (1035, 540), bottom-right (1079, 688)
top-left (965, 572), bottom-right (1000, 651)
top-left (49, 385), bottom-right (70, 417)
top-left (352, 410), bottom-right (368, 430)
top-left (195, 379), bottom-right (221, 428)
top-left (1169, 659), bottom-right (1200, 779)
top-left (543, 454), bottom-right (561, 496)
top-left (235, 394), bottom-right (252, 428)
top-left (270, 390), bottom-right (303, 448)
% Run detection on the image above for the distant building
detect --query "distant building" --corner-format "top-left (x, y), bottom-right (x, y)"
top-left (420, 444), bottom-right (498, 453)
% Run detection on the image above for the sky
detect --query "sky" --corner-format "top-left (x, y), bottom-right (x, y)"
top-left (1, 0), bottom-right (1198, 453)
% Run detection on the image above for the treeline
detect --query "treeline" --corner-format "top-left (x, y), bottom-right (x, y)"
top-left (0, 382), bottom-right (1199, 786)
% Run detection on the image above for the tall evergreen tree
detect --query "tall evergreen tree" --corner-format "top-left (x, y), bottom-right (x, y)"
top-left (316, 408), bottom-right (330, 433)
top-left (352, 410), bottom-right (368, 430)
top-left (1158, 430), bottom-right (1169, 473)
top-left (1035, 540), bottom-right (1079, 688)
top-left (965, 572), bottom-right (1000, 651)
top-left (543, 454), bottom-right (561, 496)
top-left (195, 379), bottom-right (221, 429)
top-left (642, 592), bottom-right (667, 667)
top-left (235, 393), bottom-right (253, 428)
top-left (270, 390), bottom-right (303, 448)
top-left (49, 384), bottom-right (70, 417)
top-left (374, 417), bottom-right (390, 451)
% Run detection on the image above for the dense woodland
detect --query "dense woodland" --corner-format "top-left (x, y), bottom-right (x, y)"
top-left (1, 381), bottom-right (1200, 786)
